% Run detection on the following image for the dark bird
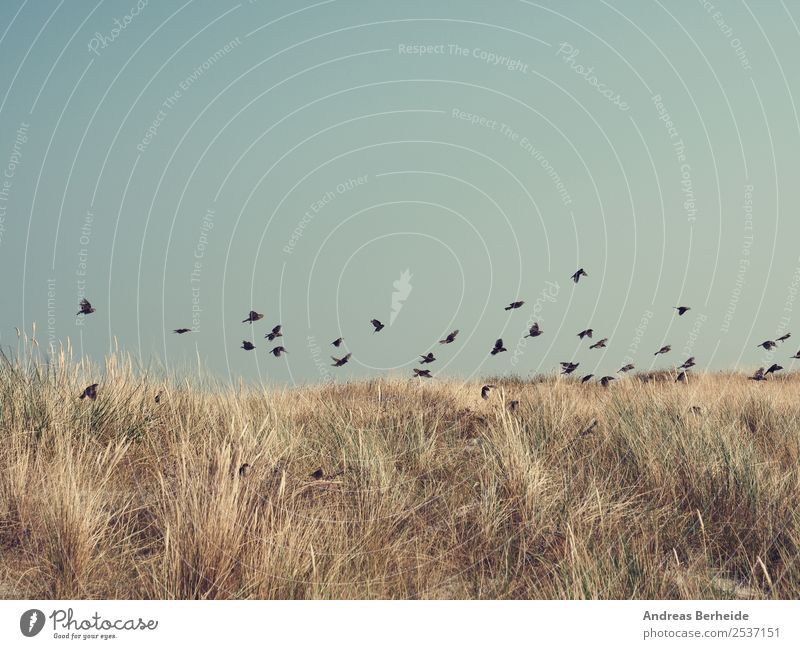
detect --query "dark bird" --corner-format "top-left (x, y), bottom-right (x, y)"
top-left (76, 298), bottom-right (95, 316)
top-left (791, 350), bottom-right (800, 359)
top-left (504, 300), bottom-right (524, 311)
top-left (370, 319), bottom-right (385, 333)
top-left (675, 306), bottom-right (691, 316)
top-left (578, 329), bottom-right (594, 339)
top-left (242, 310), bottom-right (263, 324)
top-left (413, 368), bottom-right (432, 378)
top-left (238, 463), bottom-right (251, 478)
top-left (265, 325), bottom-right (282, 341)
top-left (79, 383), bottom-right (98, 400)
top-left (311, 468), bottom-right (324, 480)
top-left (680, 357), bottom-right (696, 369)
top-left (331, 353), bottom-right (352, 367)
top-left (332, 337), bottom-right (344, 347)
top-left (560, 361), bottom-right (579, 375)
top-left (758, 340), bottom-right (777, 351)
top-left (439, 330), bottom-right (459, 344)
top-left (241, 340), bottom-right (255, 351)
top-left (419, 352), bottom-right (436, 364)
top-left (571, 268), bottom-right (588, 283)
top-left (777, 333), bottom-right (792, 343)
top-left (154, 391), bottom-right (162, 404)
top-left (750, 367), bottom-right (766, 381)
top-left (490, 339), bottom-right (507, 355)
top-left (270, 346), bottom-right (288, 357)
top-left (525, 322), bottom-right (542, 338)
top-left (618, 363), bottom-right (635, 373)
top-left (654, 345), bottom-right (671, 356)
top-left (581, 374), bottom-right (594, 383)
top-left (766, 363), bottom-right (783, 375)
top-left (481, 384), bottom-right (495, 400)
top-left (507, 399), bottom-right (519, 411)
top-left (676, 371), bottom-right (687, 383)
top-left (600, 376), bottom-right (615, 387)
top-left (589, 338), bottom-right (608, 349)
top-left (173, 328), bottom-right (191, 334)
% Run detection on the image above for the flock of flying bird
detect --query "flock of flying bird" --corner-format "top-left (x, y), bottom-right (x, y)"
top-left (71, 266), bottom-right (796, 402)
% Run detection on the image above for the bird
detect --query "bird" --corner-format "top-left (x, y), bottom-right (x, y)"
top-left (154, 391), bottom-right (162, 404)
top-left (676, 371), bottom-right (687, 383)
top-left (310, 468), bottom-right (324, 480)
top-left (766, 363), bottom-right (783, 375)
top-left (413, 368), bottom-right (432, 378)
top-left (749, 367), bottom-right (766, 381)
top-left (439, 330), bottom-right (459, 344)
top-left (241, 340), bottom-right (255, 351)
top-left (674, 306), bottom-right (691, 316)
top-left (757, 340), bottom-right (777, 351)
top-left (331, 337), bottom-right (344, 347)
top-left (525, 323), bottom-right (542, 338)
top-left (600, 376), bottom-right (615, 387)
top-left (504, 300), bottom-right (524, 311)
top-left (680, 357), bottom-right (696, 369)
top-left (265, 325), bottom-right (282, 341)
top-left (507, 399), bottom-right (519, 411)
top-left (490, 339), bottom-right (507, 355)
top-left (791, 351), bottom-right (800, 359)
top-left (76, 298), bottom-right (95, 316)
top-left (560, 361), bottom-right (579, 375)
top-left (331, 353), bottom-right (352, 367)
top-left (571, 268), bottom-right (588, 283)
top-left (777, 333), bottom-right (792, 343)
top-left (589, 338), bottom-right (608, 349)
top-left (581, 374), bottom-right (594, 383)
top-left (242, 310), bottom-right (263, 324)
top-left (618, 364), bottom-right (635, 373)
top-left (481, 385), bottom-right (495, 400)
top-left (577, 329), bottom-right (594, 339)
top-left (370, 319), bottom-right (385, 333)
top-left (238, 463), bottom-right (251, 478)
top-left (173, 328), bottom-right (191, 334)
top-left (79, 383), bottom-right (98, 400)
top-left (419, 352), bottom-right (436, 364)
top-left (270, 346), bottom-right (288, 357)
top-left (654, 345), bottom-right (671, 356)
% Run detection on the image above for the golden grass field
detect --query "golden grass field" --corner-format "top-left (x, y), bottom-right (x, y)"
top-left (1, 344), bottom-right (799, 600)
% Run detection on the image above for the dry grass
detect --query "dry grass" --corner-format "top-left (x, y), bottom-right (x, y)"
top-left (1, 341), bottom-right (799, 599)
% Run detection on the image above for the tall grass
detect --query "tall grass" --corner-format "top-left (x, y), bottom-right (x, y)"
top-left (1, 340), bottom-right (798, 599)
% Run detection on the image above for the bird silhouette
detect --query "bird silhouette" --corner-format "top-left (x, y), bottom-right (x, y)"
top-left (589, 338), bottom-right (607, 349)
top-left (76, 298), bottom-right (95, 316)
top-left (571, 268), bottom-right (588, 283)
top-left (265, 325), bottom-right (282, 341)
top-left (525, 323), bottom-right (542, 338)
top-left (600, 376), bottom-right (615, 387)
top-left (311, 468), bottom-right (324, 480)
top-left (241, 340), bottom-right (255, 351)
top-left (676, 371), bottom-right (688, 383)
top-left (419, 352), bottom-right (436, 364)
top-left (581, 374), bottom-right (594, 383)
top-left (79, 383), bottom-right (98, 400)
top-left (481, 384), bottom-right (495, 399)
top-left (504, 300), bottom-right (524, 311)
top-left (758, 340), bottom-right (777, 350)
top-left (370, 319), bottom-right (385, 333)
top-left (654, 345), bottom-right (671, 356)
top-left (270, 346), bottom-right (288, 357)
top-left (750, 367), bottom-right (766, 381)
top-left (332, 337), bottom-right (344, 347)
top-left (413, 368), bottom-right (432, 378)
top-left (618, 364), bottom-right (635, 373)
top-left (560, 362), bottom-right (579, 375)
top-left (791, 351), bottom-right (800, 359)
top-left (238, 463), bottom-right (251, 478)
top-left (766, 363), bottom-right (783, 375)
top-left (680, 357), bottom-right (696, 369)
top-left (439, 330), bottom-right (459, 344)
top-left (154, 391), bottom-right (162, 404)
top-left (777, 333), bottom-right (791, 343)
top-left (674, 306), bottom-right (691, 316)
top-left (242, 310), bottom-right (263, 324)
top-left (173, 328), bottom-right (191, 334)
top-left (331, 353), bottom-right (352, 367)
top-left (577, 329), bottom-right (593, 339)
top-left (490, 339), bottom-right (507, 355)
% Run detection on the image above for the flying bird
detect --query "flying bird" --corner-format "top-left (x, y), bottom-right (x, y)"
top-left (766, 363), bottom-right (783, 375)
top-left (777, 333), bottom-right (792, 343)
top-left (589, 338), bottom-right (608, 349)
top-left (680, 357), bottom-right (696, 369)
top-left (439, 330), bottom-right (459, 344)
top-left (577, 328), bottom-right (593, 339)
top-left (654, 345), bottom-right (672, 356)
top-left (76, 298), bottom-right (95, 316)
top-left (265, 325), bottom-right (282, 341)
top-left (525, 323), bottom-right (542, 338)
top-left (571, 268), bottom-right (588, 283)
top-left (419, 352), bottom-right (436, 364)
top-left (332, 337), bottom-right (344, 347)
top-left (270, 346), bottom-right (288, 357)
top-left (241, 340), bottom-right (255, 351)
top-left (331, 353), bottom-right (352, 367)
top-left (749, 367), bottom-right (766, 381)
top-left (560, 361), bottom-right (579, 375)
top-left (490, 339), bottom-right (507, 355)
top-left (758, 340), bottom-right (777, 351)
top-left (370, 319), bottom-right (385, 333)
top-left (674, 306), bottom-right (691, 316)
top-left (618, 364), bottom-right (635, 373)
top-left (481, 384), bottom-right (495, 400)
top-left (79, 383), bottom-right (98, 400)
top-left (581, 374), bottom-right (594, 383)
top-left (173, 328), bottom-right (191, 334)
top-left (504, 300), bottom-right (525, 311)
top-left (413, 368), bottom-right (432, 378)
top-left (791, 351), bottom-right (800, 359)
top-left (242, 310), bottom-right (263, 324)
top-left (600, 376), bottom-right (615, 387)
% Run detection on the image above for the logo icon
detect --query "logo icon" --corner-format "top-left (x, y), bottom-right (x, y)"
top-left (390, 269), bottom-right (413, 326)
top-left (20, 609), bottom-right (45, 637)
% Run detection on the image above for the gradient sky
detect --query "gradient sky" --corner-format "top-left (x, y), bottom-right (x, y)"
top-left (1, 0), bottom-right (799, 386)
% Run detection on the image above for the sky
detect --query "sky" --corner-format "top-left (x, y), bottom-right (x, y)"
top-left (1, 0), bottom-right (799, 386)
